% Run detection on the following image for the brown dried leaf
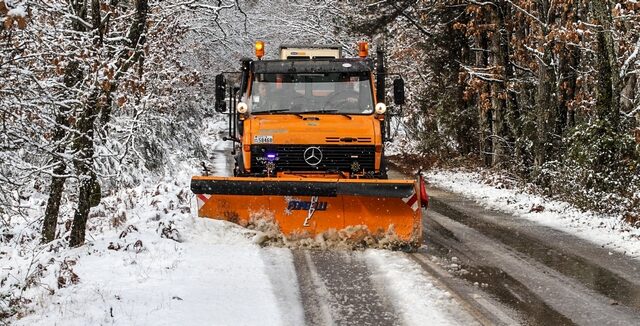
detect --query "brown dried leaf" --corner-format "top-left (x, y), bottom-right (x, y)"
top-left (530, 205), bottom-right (545, 213)
top-left (16, 16), bottom-right (26, 29)
top-left (0, 1), bottom-right (8, 15)
top-left (117, 96), bottom-right (127, 107)
top-left (4, 16), bottom-right (13, 29)
top-left (107, 242), bottom-right (122, 250)
top-left (70, 272), bottom-right (79, 285)
top-left (101, 80), bottom-right (111, 91)
top-left (133, 240), bottom-right (143, 253)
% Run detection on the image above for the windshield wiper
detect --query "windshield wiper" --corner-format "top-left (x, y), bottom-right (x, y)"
top-left (303, 109), bottom-right (338, 114)
top-left (254, 108), bottom-right (303, 119)
top-left (302, 109), bottom-right (352, 119)
top-left (254, 109), bottom-right (291, 114)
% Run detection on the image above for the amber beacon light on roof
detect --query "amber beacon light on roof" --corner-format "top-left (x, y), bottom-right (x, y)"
top-left (358, 41), bottom-right (369, 58)
top-left (255, 40), bottom-right (265, 59)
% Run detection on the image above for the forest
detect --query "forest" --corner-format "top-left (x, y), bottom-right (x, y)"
top-left (2, 0), bottom-right (640, 321)
top-left (340, 0), bottom-right (640, 221)
top-left (2, 0), bottom-right (639, 247)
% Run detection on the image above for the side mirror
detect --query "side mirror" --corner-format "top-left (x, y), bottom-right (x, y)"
top-left (215, 74), bottom-right (227, 112)
top-left (393, 78), bottom-right (405, 106)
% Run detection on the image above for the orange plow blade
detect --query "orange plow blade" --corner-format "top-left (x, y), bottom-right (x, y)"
top-left (191, 176), bottom-right (423, 249)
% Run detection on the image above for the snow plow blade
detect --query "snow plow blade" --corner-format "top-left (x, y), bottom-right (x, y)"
top-left (191, 176), bottom-right (423, 249)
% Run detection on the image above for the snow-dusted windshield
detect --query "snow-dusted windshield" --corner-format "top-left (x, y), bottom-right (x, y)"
top-left (249, 72), bottom-right (374, 114)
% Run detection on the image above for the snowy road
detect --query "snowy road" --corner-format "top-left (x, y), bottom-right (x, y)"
top-left (201, 118), bottom-right (639, 325)
top-left (198, 121), bottom-right (479, 326)
top-left (414, 183), bottom-right (640, 325)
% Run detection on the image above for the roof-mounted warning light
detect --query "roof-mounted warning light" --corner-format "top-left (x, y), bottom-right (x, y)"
top-left (255, 41), bottom-right (265, 60)
top-left (358, 41), bottom-right (369, 58)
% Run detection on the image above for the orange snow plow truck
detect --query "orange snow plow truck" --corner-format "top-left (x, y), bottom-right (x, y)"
top-left (191, 42), bottom-right (426, 250)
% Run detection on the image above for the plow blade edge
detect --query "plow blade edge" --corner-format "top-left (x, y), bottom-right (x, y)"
top-left (191, 176), bottom-right (423, 247)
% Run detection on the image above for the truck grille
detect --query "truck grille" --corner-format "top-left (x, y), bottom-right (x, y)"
top-left (250, 145), bottom-right (376, 173)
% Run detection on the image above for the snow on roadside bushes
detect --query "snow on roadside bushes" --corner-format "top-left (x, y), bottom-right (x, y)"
top-left (426, 169), bottom-right (640, 260)
top-left (1, 168), bottom-right (300, 325)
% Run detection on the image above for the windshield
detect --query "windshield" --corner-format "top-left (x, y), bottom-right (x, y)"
top-left (248, 72), bottom-right (374, 114)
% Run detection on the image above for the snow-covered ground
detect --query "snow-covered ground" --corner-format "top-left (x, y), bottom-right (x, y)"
top-left (427, 170), bottom-right (640, 260)
top-left (11, 185), bottom-right (302, 325)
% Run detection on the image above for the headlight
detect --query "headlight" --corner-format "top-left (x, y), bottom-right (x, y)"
top-left (237, 102), bottom-right (248, 114)
top-left (375, 102), bottom-right (387, 115)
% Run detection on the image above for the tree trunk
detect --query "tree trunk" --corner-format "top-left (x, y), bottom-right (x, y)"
top-left (69, 0), bottom-right (88, 32)
top-left (69, 92), bottom-right (99, 247)
top-left (591, 0), bottom-right (620, 126)
top-left (41, 164), bottom-right (66, 242)
top-left (620, 74), bottom-right (636, 114)
top-left (69, 0), bottom-right (148, 246)
top-left (535, 51), bottom-right (557, 167)
top-left (41, 61), bottom-right (82, 243)
top-left (100, 0), bottom-right (148, 125)
top-left (559, 48), bottom-right (579, 130)
top-left (68, 173), bottom-right (96, 247)
top-left (475, 32), bottom-right (492, 167)
top-left (503, 4), bottom-right (531, 177)
top-left (490, 3), bottom-right (510, 168)
top-left (557, 3), bottom-right (580, 132)
top-left (534, 0), bottom-right (557, 169)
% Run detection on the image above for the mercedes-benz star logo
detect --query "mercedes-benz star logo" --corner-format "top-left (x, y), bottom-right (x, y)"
top-left (303, 147), bottom-right (323, 166)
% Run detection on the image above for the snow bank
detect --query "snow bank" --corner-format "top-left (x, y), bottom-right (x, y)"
top-left (427, 169), bottom-right (640, 260)
top-left (13, 225), bottom-right (281, 325)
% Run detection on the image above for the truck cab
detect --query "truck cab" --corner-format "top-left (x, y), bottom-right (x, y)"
top-left (221, 42), bottom-right (396, 179)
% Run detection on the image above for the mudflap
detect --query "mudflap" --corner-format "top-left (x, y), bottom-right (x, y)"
top-left (191, 176), bottom-right (423, 249)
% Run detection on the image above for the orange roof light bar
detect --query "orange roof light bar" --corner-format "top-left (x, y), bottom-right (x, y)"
top-left (255, 41), bottom-right (265, 59)
top-left (358, 41), bottom-right (369, 58)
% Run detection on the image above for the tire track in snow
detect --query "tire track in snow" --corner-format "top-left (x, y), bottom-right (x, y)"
top-left (293, 250), bottom-right (400, 325)
top-left (262, 248), bottom-right (306, 326)
top-left (428, 192), bottom-right (640, 310)
top-left (293, 250), bottom-right (335, 325)
top-left (423, 209), bottom-right (640, 325)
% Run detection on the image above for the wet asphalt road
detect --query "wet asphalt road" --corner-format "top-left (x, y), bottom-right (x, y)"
top-left (420, 186), bottom-right (640, 325)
